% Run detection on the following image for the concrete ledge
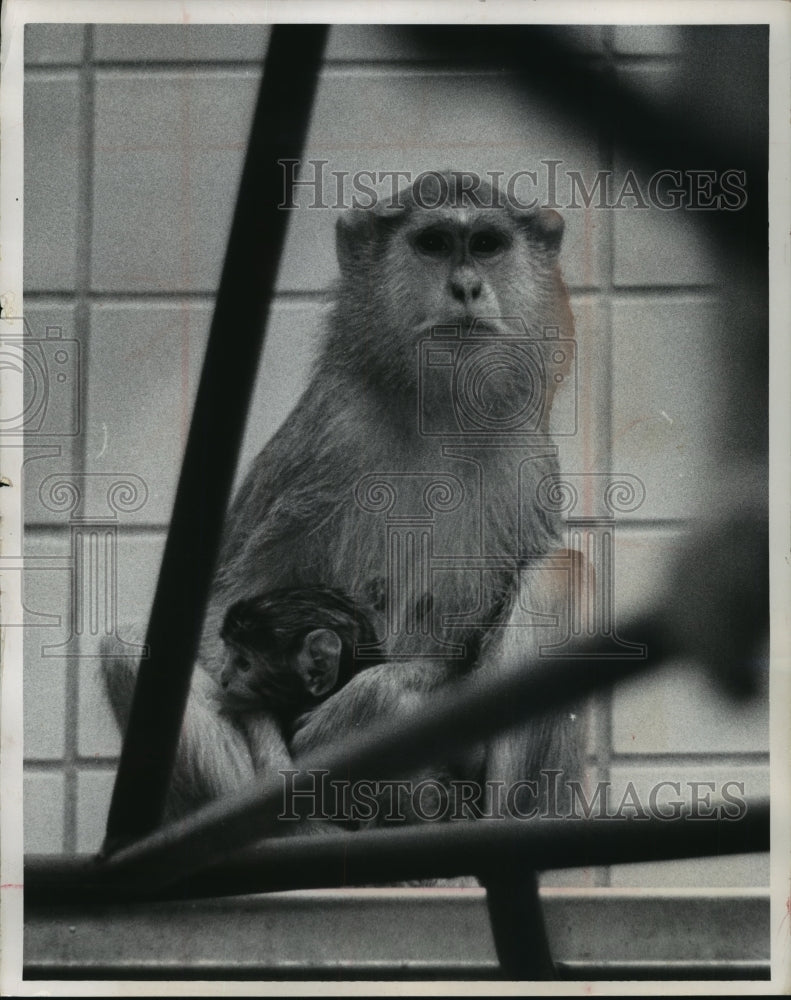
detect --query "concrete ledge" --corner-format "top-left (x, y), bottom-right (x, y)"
top-left (24, 887), bottom-right (769, 981)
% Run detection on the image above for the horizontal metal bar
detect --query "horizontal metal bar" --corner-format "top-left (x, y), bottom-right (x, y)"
top-left (25, 798), bottom-right (768, 903)
top-left (23, 888), bottom-right (770, 981)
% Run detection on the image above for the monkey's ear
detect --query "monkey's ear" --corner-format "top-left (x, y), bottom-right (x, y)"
top-left (335, 205), bottom-right (401, 277)
top-left (295, 628), bottom-right (342, 698)
top-left (516, 207), bottom-right (565, 256)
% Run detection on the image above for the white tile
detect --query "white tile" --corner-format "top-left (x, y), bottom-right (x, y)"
top-left (555, 295), bottom-right (609, 482)
top-left (24, 75), bottom-right (81, 291)
top-left (23, 530), bottom-right (71, 759)
top-left (93, 24), bottom-right (270, 62)
top-left (18, 305), bottom-right (82, 524)
top-left (84, 300), bottom-right (323, 523)
top-left (76, 770), bottom-right (115, 854)
top-left (279, 73), bottom-right (604, 292)
top-left (90, 69), bottom-right (603, 294)
top-left (611, 67), bottom-right (724, 289)
top-left (613, 189), bottom-right (721, 288)
top-left (90, 70), bottom-right (258, 293)
top-left (77, 532), bottom-right (165, 758)
top-left (25, 24), bottom-right (84, 64)
top-left (24, 771), bottom-right (65, 853)
top-left (612, 620), bottom-right (768, 756)
top-left (235, 300), bottom-right (325, 483)
top-left (610, 297), bottom-right (723, 520)
top-left (84, 300), bottom-right (212, 522)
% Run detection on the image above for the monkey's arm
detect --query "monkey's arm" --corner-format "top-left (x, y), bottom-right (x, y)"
top-left (289, 660), bottom-right (447, 757)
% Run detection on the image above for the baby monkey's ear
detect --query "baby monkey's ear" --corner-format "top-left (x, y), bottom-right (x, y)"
top-left (295, 628), bottom-right (343, 698)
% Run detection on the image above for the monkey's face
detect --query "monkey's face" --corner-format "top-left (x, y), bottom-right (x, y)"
top-left (218, 628), bottom-right (343, 714)
top-left (219, 645), bottom-right (269, 710)
top-left (334, 180), bottom-right (569, 399)
top-left (387, 210), bottom-right (518, 333)
top-left (383, 206), bottom-right (562, 340)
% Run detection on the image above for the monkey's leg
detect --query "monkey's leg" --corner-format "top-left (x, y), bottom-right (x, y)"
top-left (477, 550), bottom-right (587, 802)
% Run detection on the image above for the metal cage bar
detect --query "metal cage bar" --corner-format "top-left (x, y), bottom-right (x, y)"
top-left (25, 800), bottom-right (770, 903)
top-left (103, 25), bottom-right (328, 848)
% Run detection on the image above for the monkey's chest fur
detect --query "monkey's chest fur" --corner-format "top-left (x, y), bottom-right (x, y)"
top-left (209, 382), bottom-right (561, 667)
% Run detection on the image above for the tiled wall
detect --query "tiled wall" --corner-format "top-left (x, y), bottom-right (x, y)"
top-left (22, 23), bottom-right (768, 886)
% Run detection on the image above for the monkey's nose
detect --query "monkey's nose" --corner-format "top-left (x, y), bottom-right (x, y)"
top-left (449, 273), bottom-right (482, 304)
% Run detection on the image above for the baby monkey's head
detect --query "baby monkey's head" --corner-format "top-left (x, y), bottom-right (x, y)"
top-left (219, 585), bottom-right (378, 715)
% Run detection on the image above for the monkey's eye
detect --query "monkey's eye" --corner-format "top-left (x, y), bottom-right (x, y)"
top-left (469, 231), bottom-right (505, 256)
top-left (414, 230), bottom-right (451, 256)
top-left (234, 655), bottom-right (250, 673)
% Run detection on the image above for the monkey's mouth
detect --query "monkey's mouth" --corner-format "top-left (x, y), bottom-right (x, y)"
top-left (423, 314), bottom-right (499, 336)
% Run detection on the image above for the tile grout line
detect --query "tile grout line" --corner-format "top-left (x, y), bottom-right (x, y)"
top-left (61, 24), bottom-right (96, 855)
top-left (592, 24), bottom-right (618, 889)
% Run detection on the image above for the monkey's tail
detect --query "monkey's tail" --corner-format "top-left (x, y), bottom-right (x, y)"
top-left (98, 631), bottom-right (145, 735)
top-left (98, 632), bottom-right (256, 819)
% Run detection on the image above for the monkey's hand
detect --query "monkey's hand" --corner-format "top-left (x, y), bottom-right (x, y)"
top-left (289, 661), bottom-right (437, 758)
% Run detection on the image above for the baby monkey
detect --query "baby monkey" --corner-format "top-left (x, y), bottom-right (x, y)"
top-left (220, 585), bottom-right (465, 831)
top-left (218, 585), bottom-right (380, 732)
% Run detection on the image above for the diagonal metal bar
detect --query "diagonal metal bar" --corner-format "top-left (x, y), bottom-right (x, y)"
top-left (104, 25), bottom-right (329, 848)
top-left (100, 618), bottom-right (671, 887)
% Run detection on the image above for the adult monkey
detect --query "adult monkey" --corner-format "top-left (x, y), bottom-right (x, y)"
top-left (103, 170), bottom-right (581, 821)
